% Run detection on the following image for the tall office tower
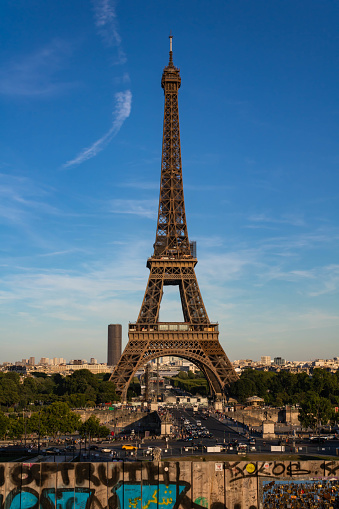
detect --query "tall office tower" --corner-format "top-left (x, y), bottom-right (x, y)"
top-left (90, 358), bottom-right (97, 364)
top-left (28, 357), bottom-right (35, 366)
top-left (261, 356), bottom-right (271, 365)
top-left (189, 241), bottom-right (197, 258)
top-left (108, 324), bottom-right (122, 366)
top-left (274, 357), bottom-right (286, 366)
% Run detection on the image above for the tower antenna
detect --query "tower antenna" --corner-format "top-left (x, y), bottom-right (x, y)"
top-left (169, 33), bottom-right (173, 63)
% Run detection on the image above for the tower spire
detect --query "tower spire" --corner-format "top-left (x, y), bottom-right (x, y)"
top-left (155, 36), bottom-right (188, 259)
top-left (169, 33), bottom-right (173, 64)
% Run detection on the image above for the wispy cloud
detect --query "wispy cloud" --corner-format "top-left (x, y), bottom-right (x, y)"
top-left (257, 228), bottom-right (339, 255)
top-left (63, 90), bottom-right (132, 167)
top-left (200, 251), bottom-right (259, 283)
top-left (247, 212), bottom-right (305, 227)
top-left (118, 180), bottom-right (159, 190)
top-left (254, 262), bottom-right (339, 298)
top-left (0, 39), bottom-right (77, 98)
top-left (92, 0), bottom-right (126, 63)
top-left (308, 265), bottom-right (339, 297)
top-left (0, 173), bottom-right (55, 226)
top-left (0, 242), bottom-right (148, 324)
top-left (109, 199), bottom-right (157, 219)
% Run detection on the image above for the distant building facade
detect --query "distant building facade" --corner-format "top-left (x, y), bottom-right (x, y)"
top-left (274, 357), bottom-right (286, 366)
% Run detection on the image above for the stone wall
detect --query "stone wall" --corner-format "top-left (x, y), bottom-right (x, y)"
top-left (74, 409), bottom-right (161, 435)
top-left (230, 405), bottom-right (300, 427)
top-left (1, 459), bottom-right (339, 509)
top-left (75, 408), bottom-right (149, 428)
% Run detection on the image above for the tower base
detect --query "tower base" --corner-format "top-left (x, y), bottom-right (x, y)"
top-left (110, 322), bottom-right (238, 403)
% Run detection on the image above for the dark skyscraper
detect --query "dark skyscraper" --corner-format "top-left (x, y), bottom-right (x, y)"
top-left (107, 324), bottom-right (122, 366)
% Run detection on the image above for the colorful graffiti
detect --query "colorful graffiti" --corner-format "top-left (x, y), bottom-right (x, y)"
top-left (262, 479), bottom-right (339, 508)
top-left (114, 482), bottom-right (189, 509)
top-left (0, 460), bottom-right (339, 509)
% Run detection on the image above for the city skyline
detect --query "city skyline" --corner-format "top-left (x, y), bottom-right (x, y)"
top-left (1, 1), bottom-right (338, 362)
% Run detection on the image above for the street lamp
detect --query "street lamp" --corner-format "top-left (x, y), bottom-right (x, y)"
top-left (38, 411), bottom-right (41, 454)
top-left (23, 409), bottom-right (27, 447)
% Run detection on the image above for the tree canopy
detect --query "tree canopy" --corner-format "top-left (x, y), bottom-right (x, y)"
top-left (228, 368), bottom-right (339, 428)
top-left (0, 370), bottom-right (119, 410)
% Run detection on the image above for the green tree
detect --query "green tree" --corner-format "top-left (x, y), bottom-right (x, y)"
top-left (40, 402), bottom-right (81, 436)
top-left (97, 381), bottom-right (119, 404)
top-left (299, 391), bottom-right (334, 430)
top-left (0, 373), bottom-right (20, 407)
top-left (78, 415), bottom-right (109, 438)
top-left (178, 371), bottom-right (188, 379)
top-left (0, 412), bottom-right (9, 438)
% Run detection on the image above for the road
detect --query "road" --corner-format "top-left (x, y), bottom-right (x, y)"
top-left (6, 407), bottom-right (338, 462)
top-left (83, 407), bottom-right (339, 461)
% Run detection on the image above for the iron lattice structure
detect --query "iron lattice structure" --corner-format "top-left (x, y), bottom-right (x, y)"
top-left (110, 38), bottom-right (238, 401)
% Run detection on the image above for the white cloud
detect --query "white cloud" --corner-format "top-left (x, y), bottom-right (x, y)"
top-left (0, 39), bottom-right (76, 97)
top-left (254, 262), bottom-right (339, 298)
top-left (199, 251), bottom-right (259, 283)
top-left (118, 180), bottom-right (159, 190)
top-left (248, 212), bottom-right (305, 227)
top-left (92, 0), bottom-right (126, 62)
top-left (0, 173), bottom-right (57, 226)
top-left (109, 199), bottom-right (157, 219)
top-left (63, 90), bottom-right (132, 167)
top-left (0, 241), bottom-right (148, 326)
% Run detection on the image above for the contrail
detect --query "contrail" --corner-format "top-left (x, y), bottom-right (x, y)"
top-left (63, 90), bottom-right (132, 167)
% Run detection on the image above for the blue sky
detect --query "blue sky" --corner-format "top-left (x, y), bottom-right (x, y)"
top-left (0, 0), bottom-right (338, 363)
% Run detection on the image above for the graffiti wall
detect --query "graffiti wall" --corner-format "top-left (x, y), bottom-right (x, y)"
top-left (0, 460), bottom-right (338, 509)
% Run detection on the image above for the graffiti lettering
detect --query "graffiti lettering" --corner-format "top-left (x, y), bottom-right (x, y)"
top-left (113, 481), bottom-right (189, 509)
top-left (321, 461), bottom-right (339, 477)
top-left (224, 462), bottom-right (272, 483)
top-left (75, 464), bottom-right (100, 487)
top-left (286, 462), bottom-right (311, 477)
top-left (4, 488), bottom-right (39, 509)
top-left (0, 460), bottom-right (337, 509)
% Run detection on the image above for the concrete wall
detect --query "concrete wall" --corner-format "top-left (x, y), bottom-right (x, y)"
top-left (230, 405), bottom-right (300, 427)
top-left (1, 460), bottom-right (339, 509)
top-left (75, 409), bottom-right (149, 427)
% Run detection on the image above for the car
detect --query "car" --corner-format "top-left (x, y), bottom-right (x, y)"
top-left (309, 437), bottom-right (326, 443)
top-left (101, 448), bottom-right (111, 453)
top-left (122, 444), bottom-right (137, 450)
top-left (46, 448), bottom-right (58, 454)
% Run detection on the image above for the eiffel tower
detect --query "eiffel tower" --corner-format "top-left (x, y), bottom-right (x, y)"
top-left (110, 37), bottom-right (238, 402)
